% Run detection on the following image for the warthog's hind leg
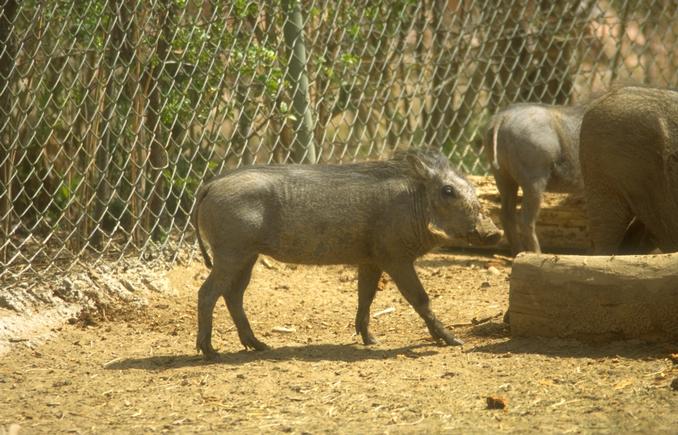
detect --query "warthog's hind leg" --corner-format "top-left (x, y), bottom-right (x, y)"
top-left (355, 264), bottom-right (382, 345)
top-left (196, 273), bottom-right (220, 358)
top-left (494, 170), bottom-right (521, 255)
top-left (222, 255), bottom-right (270, 351)
top-left (519, 181), bottom-right (546, 254)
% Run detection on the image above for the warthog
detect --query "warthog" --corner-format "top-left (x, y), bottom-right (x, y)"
top-left (484, 103), bottom-right (586, 255)
top-left (192, 149), bottom-right (501, 357)
top-left (580, 86), bottom-right (678, 254)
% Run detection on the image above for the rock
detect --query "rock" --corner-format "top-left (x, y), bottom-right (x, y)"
top-left (260, 257), bottom-right (276, 270)
top-left (120, 279), bottom-right (137, 293)
top-left (486, 266), bottom-right (501, 276)
top-left (486, 395), bottom-right (508, 410)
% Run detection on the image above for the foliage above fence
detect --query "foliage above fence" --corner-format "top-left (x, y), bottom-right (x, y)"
top-left (0, 0), bottom-right (676, 279)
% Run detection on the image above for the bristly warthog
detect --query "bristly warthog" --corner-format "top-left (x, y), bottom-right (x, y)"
top-left (192, 149), bottom-right (501, 357)
top-left (484, 103), bottom-right (586, 255)
top-left (580, 86), bottom-right (678, 254)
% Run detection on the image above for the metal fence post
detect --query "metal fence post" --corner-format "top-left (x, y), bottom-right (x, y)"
top-left (282, 0), bottom-right (316, 164)
top-left (0, 0), bottom-right (18, 263)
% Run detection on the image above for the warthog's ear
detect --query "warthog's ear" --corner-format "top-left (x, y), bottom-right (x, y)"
top-left (406, 153), bottom-right (436, 180)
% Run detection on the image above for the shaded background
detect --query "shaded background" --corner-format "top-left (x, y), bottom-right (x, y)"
top-left (0, 0), bottom-right (676, 278)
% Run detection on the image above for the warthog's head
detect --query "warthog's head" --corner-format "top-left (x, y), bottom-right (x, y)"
top-left (405, 150), bottom-right (502, 246)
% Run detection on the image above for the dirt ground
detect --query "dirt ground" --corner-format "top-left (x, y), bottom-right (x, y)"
top-left (1, 251), bottom-right (676, 434)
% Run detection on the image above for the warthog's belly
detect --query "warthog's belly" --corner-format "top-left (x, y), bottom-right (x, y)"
top-left (261, 229), bottom-right (374, 265)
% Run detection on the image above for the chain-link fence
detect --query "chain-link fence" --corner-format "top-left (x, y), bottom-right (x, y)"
top-left (1, 0), bottom-right (676, 280)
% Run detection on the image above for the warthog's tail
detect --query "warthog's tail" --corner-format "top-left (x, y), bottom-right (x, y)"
top-left (192, 183), bottom-right (213, 269)
top-left (491, 116), bottom-right (504, 170)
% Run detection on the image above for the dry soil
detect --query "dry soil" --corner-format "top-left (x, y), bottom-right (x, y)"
top-left (1, 252), bottom-right (676, 433)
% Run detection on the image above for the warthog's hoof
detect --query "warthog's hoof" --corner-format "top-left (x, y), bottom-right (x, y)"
top-left (197, 339), bottom-right (219, 360)
top-left (242, 337), bottom-right (270, 351)
top-left (442, 336), bottom-right (464, 346)
top-left (361, 333), bottom-right (379, 346)
top-left (436, 330), bottom-right (464, 346)
top-left (202, 349), bottom-right (220, 361)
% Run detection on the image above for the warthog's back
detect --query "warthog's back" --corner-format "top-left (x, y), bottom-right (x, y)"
top-left (581, 87), bottom-right (678, 193)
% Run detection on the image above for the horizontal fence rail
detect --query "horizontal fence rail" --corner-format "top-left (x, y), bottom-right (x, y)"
top-left (0, 0), bottom-right (676, 280)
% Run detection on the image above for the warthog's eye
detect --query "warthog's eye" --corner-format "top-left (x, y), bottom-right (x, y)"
top-left (441, 185), bottom-right (457, 198)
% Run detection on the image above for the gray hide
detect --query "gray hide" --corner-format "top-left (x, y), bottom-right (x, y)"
top-left (192, 149), bottom-right (501, 357)
top-left (580, 86), bottom-right (678, 254)
top-left (484, 103), bottom-right (586, 255)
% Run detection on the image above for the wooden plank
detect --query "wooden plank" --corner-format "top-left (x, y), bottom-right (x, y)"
top-left (507, 252), bottom-right (678, 342)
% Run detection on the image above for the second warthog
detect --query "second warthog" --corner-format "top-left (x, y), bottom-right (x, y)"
top-left (580, 86), bottom-right (678, 254)
top-left (484, 103), bottom-right (586, 255)
top-left (193, 149), bottom-right (501, 357)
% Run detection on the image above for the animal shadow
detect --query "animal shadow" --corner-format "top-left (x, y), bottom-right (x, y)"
top-left (105, 342), bottom-right (441, 371)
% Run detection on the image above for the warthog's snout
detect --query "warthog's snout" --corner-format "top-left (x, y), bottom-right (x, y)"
top-left (468, 214), bottom-right (502, 246)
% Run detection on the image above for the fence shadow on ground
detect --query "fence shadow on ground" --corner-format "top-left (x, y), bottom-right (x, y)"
top-left (106, 342), bottom-right (442, 371)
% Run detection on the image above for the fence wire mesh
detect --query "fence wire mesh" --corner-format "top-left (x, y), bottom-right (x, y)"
top-left (1, 0), bottom-right (676, 280)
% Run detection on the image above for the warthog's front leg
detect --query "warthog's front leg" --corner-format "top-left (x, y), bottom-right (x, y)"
top-left (385, 262), bottom-right (463, 346)
top-left (585, 185), bottom-right (635, 255)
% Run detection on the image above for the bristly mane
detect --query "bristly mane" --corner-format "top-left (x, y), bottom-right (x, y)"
top-left (325, 147), bottom-right (456, 181)
top-left (393, 147), bottom-right (451, 172)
